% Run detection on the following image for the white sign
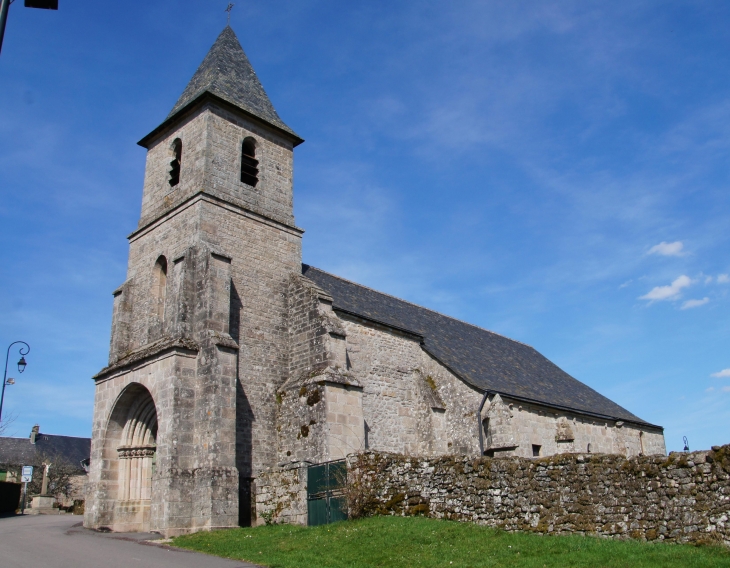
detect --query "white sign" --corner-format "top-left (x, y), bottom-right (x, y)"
top-left (21, 465), bottom-right (33, 483)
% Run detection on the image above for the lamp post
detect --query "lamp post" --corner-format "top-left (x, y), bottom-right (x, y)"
top-left (0, 0), bottom-right (58, 56)
top-left (0, 0), bottom-right (11, 55)
top-left (0, 341), bottom-right (30, 427)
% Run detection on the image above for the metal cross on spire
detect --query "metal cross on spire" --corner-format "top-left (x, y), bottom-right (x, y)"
top-left (225, 3), bottom-right (234, 25)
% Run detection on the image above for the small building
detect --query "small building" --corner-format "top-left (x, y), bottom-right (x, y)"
top-left (0, 425), bottom-right (90, 506)
top-left (84, 26), bottom-right (665, 536)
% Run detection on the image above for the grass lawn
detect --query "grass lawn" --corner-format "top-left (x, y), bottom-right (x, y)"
top-left (173, 516), bottom-right (730, 568)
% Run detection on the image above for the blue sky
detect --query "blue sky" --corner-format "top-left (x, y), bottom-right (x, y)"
top-left (0, 1), bottom-right (728, 452)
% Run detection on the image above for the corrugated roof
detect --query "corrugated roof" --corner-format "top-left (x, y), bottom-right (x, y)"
top-left (167, 26), bottom-right (300, 140)
top-left (0, 433), bottom-right (90, 471)
top-left (302, 264), bottom-right (657, 427)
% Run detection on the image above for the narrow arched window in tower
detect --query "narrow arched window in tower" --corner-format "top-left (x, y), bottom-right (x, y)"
top-left (154, 256), bottom-right (167, 320)
top-left (169, 138), bottom-right (182, 187)
top-left (240, 137), bottom-right (259, 187)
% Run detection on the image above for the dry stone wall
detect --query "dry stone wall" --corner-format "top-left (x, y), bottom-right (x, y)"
top-left (347, 447), bottom-right (730, 545)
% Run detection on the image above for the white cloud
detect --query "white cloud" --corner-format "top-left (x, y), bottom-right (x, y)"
top-left (705, 276), bottom-right (713, 284)
top-left (647, 241), bottom-right (684, 257)
top-left (717, 274), bottom-right (730, 284)
top-left (706, 387), bottom-right (715, 392)
top-left (681, 297), bottom-right (709, 310)
top-left (723, 386), bottom-right (730, 393)
top-left (639, 275), bottom-right (691, 302)
top-left (619, 279), bottom-right (632, 289)
top-left (711, 369), bottom-right (730, 378)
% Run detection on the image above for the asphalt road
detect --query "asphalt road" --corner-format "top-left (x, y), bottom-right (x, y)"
top-left (0, 514), bottom-right (262, 568)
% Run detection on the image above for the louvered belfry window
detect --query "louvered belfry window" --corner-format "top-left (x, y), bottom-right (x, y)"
top-left (169, 138), bottom-right (182, 187)
top-left (241, 137), bottom-right (259, 187)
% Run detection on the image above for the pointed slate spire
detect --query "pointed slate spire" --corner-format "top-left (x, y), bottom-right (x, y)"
top-left (166, 26), bottom-right (300, 141)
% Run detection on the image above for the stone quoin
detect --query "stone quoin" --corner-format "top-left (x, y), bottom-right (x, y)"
top-left (84, 26), bottom-right (665, 536)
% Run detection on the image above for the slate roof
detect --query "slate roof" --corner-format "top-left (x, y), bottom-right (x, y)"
top-left (166, 26), bottom-right (301, 142)
top-left (302, 265), bottom-right (658, 428)
top-left (0, 433), bottom-right (90, 472)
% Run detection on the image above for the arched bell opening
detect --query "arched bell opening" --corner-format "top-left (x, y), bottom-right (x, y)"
top-left (102, 383), bottom-right (158, 532)
top-left (240, 137), bottom-right (259, 187)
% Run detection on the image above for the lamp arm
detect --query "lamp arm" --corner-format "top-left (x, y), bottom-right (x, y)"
top-left (0, 341), bottom-right (30, 424)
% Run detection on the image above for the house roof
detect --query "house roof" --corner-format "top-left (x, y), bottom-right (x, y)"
top-left (165, 26), bottom-right (300, 142)
top-left (0, 432), bottom-right (90, 471)
top-left (302, 264), bottom-right (659, 428)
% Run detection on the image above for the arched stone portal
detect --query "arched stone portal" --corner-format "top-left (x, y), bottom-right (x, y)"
top-left (117, 393), bottom-right (157, 502)
top-left (103, 383), bottom-right (158, 532)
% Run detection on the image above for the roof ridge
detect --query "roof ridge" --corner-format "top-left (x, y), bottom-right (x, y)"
top-left (38, 434), bottom-right (91, 440)
top-left (302, 264), bottom-right (534, 349)
top-left (2, 434), bottom-right (91, 440)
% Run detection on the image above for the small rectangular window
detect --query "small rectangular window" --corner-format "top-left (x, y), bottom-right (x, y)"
top-left (532, 444), bottom-right (541, 457)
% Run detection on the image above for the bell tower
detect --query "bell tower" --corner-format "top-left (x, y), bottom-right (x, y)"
top-left (85, 26), bottom-right (304, 536)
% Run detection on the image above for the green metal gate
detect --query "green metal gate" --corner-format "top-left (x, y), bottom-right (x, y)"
top-left (307, 460), bottom-right (347, 526)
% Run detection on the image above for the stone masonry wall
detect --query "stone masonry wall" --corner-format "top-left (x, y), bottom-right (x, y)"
top-left (85, 348), bottom-right (203, 535)
top-left (90, 95), bottom-right (303, 534)
top-left (275, 371), bottom-right (366, 467)
top-left (125, 110), bottom-right (303, 481)
top-left (256, 464), bottom-right (307, 526)
top-left (335, 312), bottom-right (664, 460)
top-left (275, 378), bottom-right (328, 465)
top-left (138, 102), bottom-right (296, 231)
top-left (340, 314), bottom-right (431, 456)
top-left (417, 348), bottom-right (666, 459)
top-left (206, 106), bottom-right (296, 228)
top-left (346, 447), bottom-right (730, 545)
top-left (287, 275), bottom-right (339, 384)
top-left (196, 199), bottom-right (301, 479)
top-left (325, 382), bottom-right (365, 461)
top-left (276, 275), bottom-right (360, 466)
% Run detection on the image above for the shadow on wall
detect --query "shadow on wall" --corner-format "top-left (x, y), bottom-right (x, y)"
top-left (231, 281), bottom-right (255, 527)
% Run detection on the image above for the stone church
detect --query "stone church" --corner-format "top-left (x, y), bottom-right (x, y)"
top-left (84, 27), bottom-right (665, 536)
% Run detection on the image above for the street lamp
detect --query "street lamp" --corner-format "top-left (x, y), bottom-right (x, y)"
top-left (0, 341), bottom-right (30, 427)
top-left (0, 0), bottom-right (58, 56)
